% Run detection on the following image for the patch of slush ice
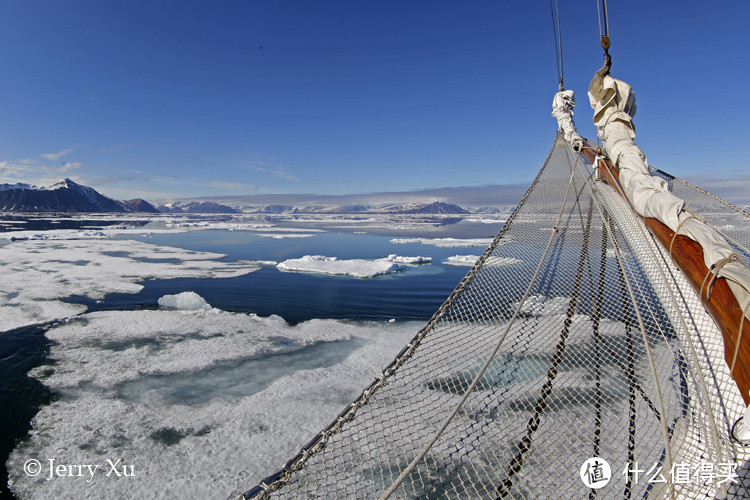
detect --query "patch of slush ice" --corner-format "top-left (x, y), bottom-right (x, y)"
top-left (0, 239), bottom-right (262, 332)
top-left (390, 237), bottom-right (494, 248)
top-left (8, 308), bottom-right (420, 500)
top-left (277, 255), bottom-right (414, 278)
top-left (158, 291), bottom-right (211, 310)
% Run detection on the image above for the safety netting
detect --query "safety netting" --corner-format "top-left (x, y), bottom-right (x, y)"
top-left (242, 135), bottom-right (750, 499)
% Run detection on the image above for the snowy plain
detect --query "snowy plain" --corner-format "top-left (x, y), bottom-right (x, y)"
top-left (1, 211), bottom-right (510, 499)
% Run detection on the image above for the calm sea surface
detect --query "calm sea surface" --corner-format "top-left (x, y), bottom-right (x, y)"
top-left (94, 230), bottom-right (482, 323)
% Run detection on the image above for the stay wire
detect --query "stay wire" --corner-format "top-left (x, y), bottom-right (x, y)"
top-left (549, 0), bottom-right (564, 90)
top-left (602, 0), bottom-right (610, 39)
top-left (596, 0), bottom-right (611, 54)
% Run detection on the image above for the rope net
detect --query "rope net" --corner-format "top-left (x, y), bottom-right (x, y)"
top-left (243, 136), bottom-right (750, 499)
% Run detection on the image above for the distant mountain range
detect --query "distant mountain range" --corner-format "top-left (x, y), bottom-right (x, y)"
top-left (153, 199), bottom-right (473, 215)
top-left (0, 179), bottom-right (159, 213)
top-left (0, 179), bottom-right (511, 215)
top-left (157, 201), bottom-right (240, 214)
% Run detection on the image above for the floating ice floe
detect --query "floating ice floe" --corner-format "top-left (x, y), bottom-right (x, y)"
top-left (444, 255), bottom-right (480, 266)
top-left (7, 307), bottom-right (420, 500)
top-left (0, 239), bottom-right (264, 332)
top-left (381, 254), bottom-right (431, 264)
top-left (158, 291), bottom-right (212, 311)
top-left (390, 237), bottom-right (494, 248)
top-left (276, 254), bottom-right (427, 278)
top-left (255, 233), bottom-right (317, 239)
top-left (443, 255), bottom-right (522, 267)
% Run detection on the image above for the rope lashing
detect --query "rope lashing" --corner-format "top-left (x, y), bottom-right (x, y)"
top-left (700, 253), bottom-right (747, 301)
top-left (668, 214), bottom-right (701, 263)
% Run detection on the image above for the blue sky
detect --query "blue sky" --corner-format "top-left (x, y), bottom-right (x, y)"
top-left (0, 1), bottom-right (747, 201)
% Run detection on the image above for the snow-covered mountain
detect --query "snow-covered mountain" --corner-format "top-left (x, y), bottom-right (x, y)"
top-left (0, 179), bottom-right (158, 213)
top-left (122, 198), bottom-right (161, 213)
top-left (237, 201), bottom-right (470, 215)
top-left (0, 182), bottom-right (35, 192)
top-left (157, 201), bottom-right (239, 214)
top-left (375, 201), bottom-right (469, 214)
top-left (0, 179), bottom-right (511, 215)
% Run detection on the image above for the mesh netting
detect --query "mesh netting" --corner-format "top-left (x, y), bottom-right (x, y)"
top-left (242, 136), bottom-right (750, 499)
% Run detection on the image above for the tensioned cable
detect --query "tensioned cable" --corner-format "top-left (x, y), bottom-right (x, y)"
top-left (595, 0), bottom-right (611, 55)
top-left (549, 0), bottom-right (564, 89)
top-left (595, 0), bottom-right (610, 40)
top-left (378, 135), bottom-right (579, 500)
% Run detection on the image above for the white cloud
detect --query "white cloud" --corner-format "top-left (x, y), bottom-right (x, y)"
top-left (41, 147), bottom-right (75, 162)
top-left (684, 171), bottom-right (750, 204)
top-left (0, 160), bottom-right (32, 180)
top-left (0, 151), bottom-right (85, 187)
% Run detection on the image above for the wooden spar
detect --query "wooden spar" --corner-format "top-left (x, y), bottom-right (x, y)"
top-left (581, 147), bottom-right (750, 405)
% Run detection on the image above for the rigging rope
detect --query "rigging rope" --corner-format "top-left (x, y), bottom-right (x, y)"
top-left (595, 0), bottom-right (611, 55)
top-left (549, 0), bottom-right (564, 90)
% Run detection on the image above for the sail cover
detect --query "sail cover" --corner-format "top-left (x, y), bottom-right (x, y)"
top-left (241, 136), bottom-right (750, 499)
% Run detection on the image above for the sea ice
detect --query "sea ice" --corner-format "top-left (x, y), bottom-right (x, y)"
top-left (7, 307), bottom-right (421, 500)
top-left (0, 239), bottom-right (264, 332)
top-left (158, 291), bottom-right (211, 310)
top-left (381, 254), bottom-right (431, 264)
top-left (277, 255), bottom-right (413, 278)
top-left (255, 233), bottom-right (317, 239)
top-left (443, 255), bottom-right (520, 267)
top-left (443, 255), bottom-right (480, 266)
top-left (390, 237), bottom-right (494, 248)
